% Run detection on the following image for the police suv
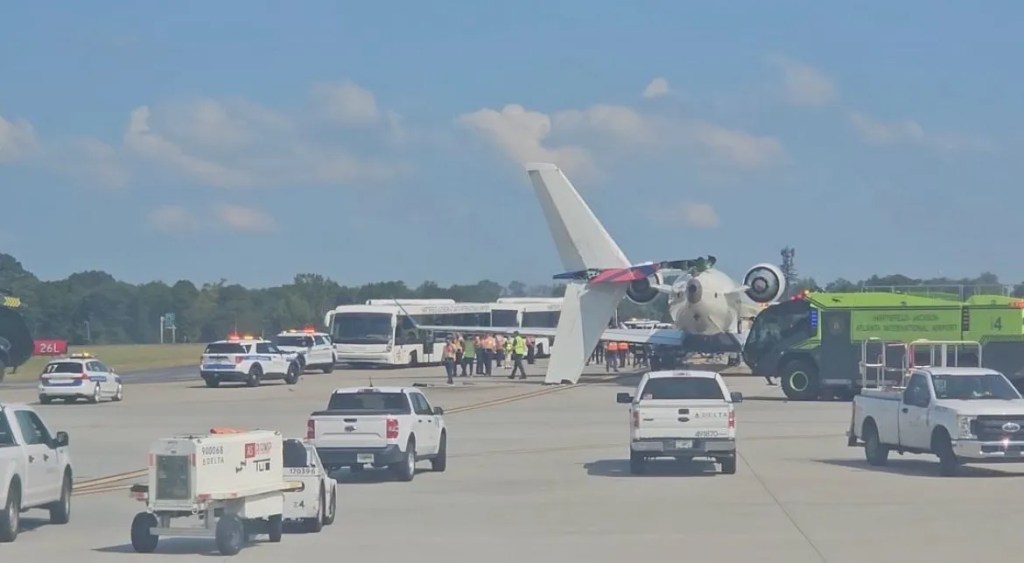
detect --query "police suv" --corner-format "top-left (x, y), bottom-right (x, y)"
top-left (38, 353), bottom-right (124, 404)
top-left (272, 328), bottom-right (336, 374)
top-left (199, 335), bottom-right (303, 388)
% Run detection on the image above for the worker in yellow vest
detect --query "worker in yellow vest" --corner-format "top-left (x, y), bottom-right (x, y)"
top-left (508, 331), bottom-right (528, 379)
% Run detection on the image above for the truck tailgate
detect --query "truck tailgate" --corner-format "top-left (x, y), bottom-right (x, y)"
top-left (635, 399), bottom-right (732, 439)
top-left (310, 412), bottom-right (389, 449)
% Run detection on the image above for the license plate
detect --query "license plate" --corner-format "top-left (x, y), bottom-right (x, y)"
top-left (674, 440), bottom-right (693, 449)
top-left (357, 453), bottom-right (374, 463)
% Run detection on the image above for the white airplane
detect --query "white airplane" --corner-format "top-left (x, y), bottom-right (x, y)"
top-left (416, 163), bottom-right (786, 385)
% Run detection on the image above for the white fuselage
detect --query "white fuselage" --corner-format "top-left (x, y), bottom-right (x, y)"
top-left (666, 268), bottom-right (741, 335)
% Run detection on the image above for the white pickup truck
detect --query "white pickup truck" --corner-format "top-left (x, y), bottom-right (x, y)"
top-left (616, 370), bottom-right (743, 475)
top-left (0, 403), bottom-right (73, 542)
top-left (849, 366), bottom-right (1024, 476)
top-left (307, 386), bottom-right (447, 481)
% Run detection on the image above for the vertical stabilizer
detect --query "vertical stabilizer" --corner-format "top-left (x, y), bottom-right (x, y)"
top-left (543, 282), bottom-right (627, 385)
top-left (526, 163), bottom-right (631, 271)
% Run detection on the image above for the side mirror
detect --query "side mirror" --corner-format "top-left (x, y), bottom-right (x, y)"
top-left (730, 392), bottom-right (744, 403)
top-left (433, 407), bottom-right (444, 415)
top-left (53, 431), bottom-right (69, 448)
top-left (616, 392), bottom-right (633, 404)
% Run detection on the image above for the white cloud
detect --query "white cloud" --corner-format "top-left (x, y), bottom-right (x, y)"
top-left (63, 81), bottom-right (406, 190)
top-left (311, 81), bottom-right (380, 125)
top-left (457, 101), bottom-right (784, 178)
top-left (216, 204), bottom-right (277, 233)
top-left (655, 201), bottom-right (720, 229)
top-left (768, 55), bottom-right (837, 107)
top-left (848, 112), bottom-right (993, 152)
top-left (0, 112), bottom-right (40, 163)
top-left (643, 77), bottom-right (670, 99)
top-left (456, 104), bottom-right (596, 178)
top-left (149, 205), bottom-right (200, 234)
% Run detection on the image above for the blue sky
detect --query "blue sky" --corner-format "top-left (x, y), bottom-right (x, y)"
top-left (2, 1), bottom-right (1022, 289)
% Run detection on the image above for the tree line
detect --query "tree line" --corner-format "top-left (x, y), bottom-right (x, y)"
top-left (1, 251), bottom-right (1021, 345)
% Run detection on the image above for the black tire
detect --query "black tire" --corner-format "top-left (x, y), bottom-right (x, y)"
top-left (267, 514), bottom-right (282, 542)
top-left (431, 432), bottom-right (447, 472)
top-left (409, 351), bottom-right (418, 367)
top-left (49, 471), bottom-right (72, 524)
top-left (130, 512), bottom-right (159, 553)
top-left (933, 429), bottom-right (959, 476)
top-left (392, 439), bottom-right (416, 481)
top-left (779, 358), bottom-right (820, 401)
top-left (0, 358), bottom-right (6, 384)
top-left (284, 363), bottom-right (299, 385)
top-left (204, 377), bottom-right (219, 388)
top-left (322, 358), bottom-right (335, 374)
top-left (863, 421), bottom-right (889, 466)
top-left (39, 395), bottom-right (51, 405)
top-left (215, 514), bottom-right (245, 556)
top-left (322, 487), bottom-right (337, 525)
top-left (629, 451), bottom-right (645, 475)
top-left (0, 481), bottom-right (19, 543)
top-left (88, 384), bottom-right (100, 404)
top-left (305, 489), bottom-right (324, 533)
top-left (246, 365), bottom-right (262, 387)
top-left (720, 455), bottom-right (737, 474)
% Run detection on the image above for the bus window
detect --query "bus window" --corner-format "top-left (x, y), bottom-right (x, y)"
top-left (332, 313), bottom-right (394, 345)
top-left (491, 309), bottom-right (519, 327)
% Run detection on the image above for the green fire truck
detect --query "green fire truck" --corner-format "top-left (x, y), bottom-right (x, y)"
top-left (742, 290), bottom-right (1024, 400)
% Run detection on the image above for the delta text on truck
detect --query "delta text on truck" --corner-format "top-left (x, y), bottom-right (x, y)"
top-left (742, 288), bottom-right (1024, 401)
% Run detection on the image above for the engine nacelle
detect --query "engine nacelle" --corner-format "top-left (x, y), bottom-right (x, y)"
top-left (743, 263), bottom-right (786, 304)
top-left (626, 272), bottom-right (663, 304)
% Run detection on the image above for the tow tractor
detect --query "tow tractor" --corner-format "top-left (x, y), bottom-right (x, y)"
top-left (128, 428), bottom-right (301, 556)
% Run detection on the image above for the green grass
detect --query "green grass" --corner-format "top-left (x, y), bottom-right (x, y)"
top-left (6, 343), bottom-right (206, 382)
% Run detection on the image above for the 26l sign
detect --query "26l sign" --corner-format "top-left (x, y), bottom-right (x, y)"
top-left (33, 340), bottom-right (68, 356)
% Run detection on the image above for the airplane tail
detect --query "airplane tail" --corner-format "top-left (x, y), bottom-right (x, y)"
top-left (525, 163), bottom-right (630, 384)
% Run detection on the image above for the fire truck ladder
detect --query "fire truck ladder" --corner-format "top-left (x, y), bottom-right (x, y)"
top-left (859, 337), bottom-right (909, 390)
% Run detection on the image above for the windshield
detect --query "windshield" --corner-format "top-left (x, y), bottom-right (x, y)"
top-left (326, 391), bottom-right (411, 413)
top-left (743, 300), bottom-right (815, 365)
top-left (639, 376), bottom-right (725, 400)
top-left (42, 362), bottom-right (83, 374)
top-left (932, 374), bottom-right (1021, 400)
top-left (275, 335), bottom-right (314, 348)
top-left (204, 343), bottom-right (247, 354)
top-left (331, 313), bottom-right (394, 345)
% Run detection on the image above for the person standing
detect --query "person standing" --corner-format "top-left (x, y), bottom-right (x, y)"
top-left (526, 336), bottom-right (536, 365)
top-left (508, 331), bottom-right (527, 379)
top-left (605, 341), bottom-right (618, 372)
top-left (441, 337), bottom-right (458, 384)
top-left (461, 336), bottom-right (477, 376)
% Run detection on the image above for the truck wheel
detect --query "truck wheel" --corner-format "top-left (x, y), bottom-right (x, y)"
top-left (88, 384), bottom-right (100, 403)
top-left (629, 451), bottom-right (646, 475)
top-left (246, 365), bottom-right (262, 387)
top-left (284, 363), bottom-right (299, 385)
top-left (863, 422), bottom-right (889, 466)
top-left (720, 455), bottom-right (737, 475)
top-left (322, 487), bottom-right (337, 525)
top-left (49, 471), bottom-right (72, 524)
top-left (204, 377), bottom-right (219, 388)
top-left (431, 432), bottom-right (447, 472)
top-left (933, 430), bottom-right (959, 476)
top-left (780, 358), bottom-right (820, 401)
top-left (267, 514), bottom-right (282, 542)
top-left (392, 439), bottom-right (416, 482)
top-left (0, 481), bottom-right (19, 543)
top-left (304, 489), bottom-right (325, 533)
top-left (130, 512), bottom-right (159, 553)
top-left (215, 514), bottom-right (245, 555)
top-left (322, 358), bottom-right (335, 374)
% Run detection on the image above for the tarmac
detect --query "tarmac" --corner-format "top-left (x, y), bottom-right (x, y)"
top-left (3, 359), bottom-right (1023, 562)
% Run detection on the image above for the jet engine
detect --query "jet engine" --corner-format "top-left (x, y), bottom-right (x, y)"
top-left (626, 272), bottom-right (663, 304)
top-left (743, 263), bottom-right (786, 304)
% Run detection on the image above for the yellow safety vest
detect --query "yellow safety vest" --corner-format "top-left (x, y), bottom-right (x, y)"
top-left (513, 336), bottom-right (526, 355)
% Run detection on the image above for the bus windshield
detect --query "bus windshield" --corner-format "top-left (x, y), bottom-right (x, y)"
top-left (932, 373), bottom-right (1022, 400)
top-left (332, 313), bottom-right (393, 345)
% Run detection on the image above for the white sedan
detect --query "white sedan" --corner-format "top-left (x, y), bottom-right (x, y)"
top-left (38, 353), bottom-right (124, 404)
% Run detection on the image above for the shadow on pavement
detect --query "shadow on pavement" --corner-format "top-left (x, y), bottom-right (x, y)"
top-left (583, 458), bottom-right (720, 478)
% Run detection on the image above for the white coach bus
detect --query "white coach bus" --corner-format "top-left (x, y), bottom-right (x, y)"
top-left (325, 300), bottom-right (492, 366)
top-left (490, 297), bottom-right (562, 358)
